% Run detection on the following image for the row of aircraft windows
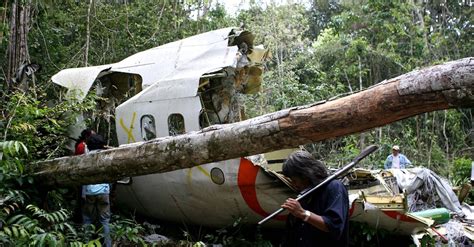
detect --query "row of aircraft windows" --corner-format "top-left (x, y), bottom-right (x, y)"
top-left (140, 114), bottom-right (185, 141)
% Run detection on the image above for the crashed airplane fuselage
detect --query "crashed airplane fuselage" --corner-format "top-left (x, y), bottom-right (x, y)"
top-left (51, 28), bottom-right (467, 234)
top-left (53, 28), bottom-right (293, 227)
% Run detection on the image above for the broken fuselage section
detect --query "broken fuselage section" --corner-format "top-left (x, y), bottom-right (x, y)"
top-left (52, 28), bottom-right (294, 227)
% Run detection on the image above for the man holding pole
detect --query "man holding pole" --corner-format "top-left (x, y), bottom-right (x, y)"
top-left (280, 150), bottom-right (349, 247)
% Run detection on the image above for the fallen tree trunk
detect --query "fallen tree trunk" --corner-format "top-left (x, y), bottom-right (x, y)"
top-left (33, 57), bottom-right (474, 186)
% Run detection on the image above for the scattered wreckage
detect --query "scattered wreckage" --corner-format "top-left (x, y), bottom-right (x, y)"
top-left (34, 27), bottom-right (474, 244)
top-left (254, 151), bottom-right (473, 243)
top-left (345, 167), bottom-right (473, 244)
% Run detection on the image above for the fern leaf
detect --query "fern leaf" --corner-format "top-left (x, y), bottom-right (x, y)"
top-left (3, 207), bottom-right (11, 216)
top-left (38, 233), bottom-right (47, 247)
top-left (24, 220), bottom-right (38, 231)
top-left (34, 226), bottom-right (46, 234)
top-left (46, 233), bottom-right (58, 247)
top-left (7, 214), bottom-right (27, 224)
top-left (14, 142), bottom-right (20, 155)
top-left (3, 226), bottom-right (12, 236)
top-left (11, 226), bottom-right (19, 238)
top-left (51, 212), bottom-right (60, 223)
top-left (64, 223), bottom-right (77, 236)
top-left (19, 227), bottom-right (29, 238)
top-left (60, 209), bottom-right (70, 221)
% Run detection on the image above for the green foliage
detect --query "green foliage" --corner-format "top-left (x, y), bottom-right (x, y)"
top-left (238, 3), bottom-right (316, 116)
top-left (109, 215), bottom-right (147, 246)
top-left (296, 0), bottom-right (473, 175)
top-left (0, 141), bottom-right (31, 221)
top-left (451, 157), bottom-right (472, 185)
top-left (2, 204), bottom-right (78, 246)
top-left (202, 217), bottom-right (272, 247)
top-left (348, 221), bottom-right (410, 246)
top-left (418, 234), bottom-right (436, 247)
top-left (2, 91), bottom-right (99, 160)
top-left (0, 138), bottom-right (147, 246)
top-left (28, 0), bottom-right (232, 76)
top-left (0, 141), bottom-right (28, 175)
top-left (0, 141), bottom-right (74, 246)
top-left (1, 141), bottom-right (28, 158)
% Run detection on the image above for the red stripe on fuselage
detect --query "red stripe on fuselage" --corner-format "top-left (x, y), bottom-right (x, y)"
top-left (349, 201), bottom-right (356, 217)
top-left (382, 211), bottom-right (419, 223)
top-left (237, 158), bottom-right (286, 221)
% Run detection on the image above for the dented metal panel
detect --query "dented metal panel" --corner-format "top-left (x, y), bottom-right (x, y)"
top-left (51, 65), bottom-right (113, 100)
top-left (51, 27), bottom-right (239, 101)
top-left (349, 199), bottom-right (433, 235)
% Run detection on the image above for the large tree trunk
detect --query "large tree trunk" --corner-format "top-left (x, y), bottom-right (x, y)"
top-left (6, 0), bottom-right (30, 85)
top-left (0, 1), bottom-right (8, 45)
top-left (32, 58), bottom-right (474, 186)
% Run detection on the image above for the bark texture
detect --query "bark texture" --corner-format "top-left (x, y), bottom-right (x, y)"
top-left (6, 0), bottom-right (30, 84)
top-left (33, 58), bottom-right (474, 186)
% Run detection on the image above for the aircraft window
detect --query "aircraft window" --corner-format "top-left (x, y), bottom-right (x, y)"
top-left (168, 114), bottom-right (185, 136)
top-left (210, 167), bottom-right (225, 185)
top-left (141, 115), bottom-right (156, 141)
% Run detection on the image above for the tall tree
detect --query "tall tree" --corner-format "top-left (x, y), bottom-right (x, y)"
top-left (6, 0), bottom-right (31, 88)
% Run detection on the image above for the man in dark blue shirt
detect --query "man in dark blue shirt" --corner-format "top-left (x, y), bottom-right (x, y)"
top-left (281, 151), bottom-right (349, 247)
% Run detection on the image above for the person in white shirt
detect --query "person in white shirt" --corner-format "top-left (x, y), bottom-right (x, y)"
top-left (384, 145), bottom-right (411, 169)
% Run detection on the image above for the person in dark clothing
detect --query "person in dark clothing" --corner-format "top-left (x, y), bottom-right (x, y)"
top-left (281, 150), bottom-right (349, 247)
top-left (86, 133), bottom-right (106, 151)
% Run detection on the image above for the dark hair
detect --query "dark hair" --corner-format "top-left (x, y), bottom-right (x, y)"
top-left (282, 150), bottom-right (328, 186)
top-left (75, 129), bottom-right (93, 148)
top-left (80, 129), bottom-right (93, 140)
top-left (86, 134), bottom-right (106, 151)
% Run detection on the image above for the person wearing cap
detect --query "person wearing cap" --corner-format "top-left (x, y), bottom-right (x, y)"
top-left (384, 145), bottom-right (411, 169)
